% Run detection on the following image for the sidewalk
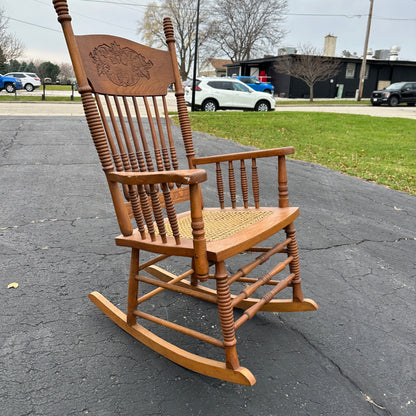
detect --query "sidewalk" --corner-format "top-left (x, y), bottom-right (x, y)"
top-left (0, 91), bottom-right (179, 116)
top-left (1, 93), bottom-right (416, 118)
top-left (1, 116), bottom-right (415, 415)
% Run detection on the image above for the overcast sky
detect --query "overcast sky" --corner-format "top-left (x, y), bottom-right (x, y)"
top-left (2, 0), bottom-right (416, 65)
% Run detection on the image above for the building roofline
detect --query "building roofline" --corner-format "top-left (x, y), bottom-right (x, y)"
top-left (226, 55), bottom-right (416, 66)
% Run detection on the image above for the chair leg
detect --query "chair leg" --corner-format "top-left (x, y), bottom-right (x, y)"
top-left (285, 223), bottom-right (304, 302)
top-left (190, 257), bottom-right (199, 287)
top-left (215, 261), bottom-right (240, 370)
top-left (127, 248), bottom-right (140, 325)
top-left (88, 251), bottom-right (256, 384)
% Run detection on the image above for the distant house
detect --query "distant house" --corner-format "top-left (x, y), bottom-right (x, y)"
top-left (226, 55), bottom-right (416, 98)
top-left (199, 58), bottom-right (233, 77)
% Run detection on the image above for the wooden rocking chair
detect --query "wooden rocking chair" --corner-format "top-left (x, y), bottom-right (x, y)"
top-left (53, 0), bottom-right (318, 385)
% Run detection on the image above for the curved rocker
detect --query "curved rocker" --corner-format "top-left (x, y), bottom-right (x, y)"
top-left (88, 291), bottom-right (256, 386)
top-left (146, 265), bottom-right (319, 312)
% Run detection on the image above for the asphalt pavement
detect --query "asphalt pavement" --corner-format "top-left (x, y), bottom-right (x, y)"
top-left (1, 107), bottom-right (415, 415)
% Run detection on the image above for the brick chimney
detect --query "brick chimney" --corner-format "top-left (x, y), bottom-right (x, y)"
top-left (323, 35), bottom-right (337, 57)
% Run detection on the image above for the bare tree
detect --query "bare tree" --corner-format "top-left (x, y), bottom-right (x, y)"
top-left (0, 7), bottom-right (24, 61)
top-left (208, 0), bottom-right (287, 62)
top-left (138, 0), bottom-right (211, 80)
top-left (58, 62), bottom-right (75, 83)
top-left (275, 45), bottom-right (341, 101)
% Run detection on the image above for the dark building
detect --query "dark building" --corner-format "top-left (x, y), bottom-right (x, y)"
top-left (226, 56), bottom-right (416, 99)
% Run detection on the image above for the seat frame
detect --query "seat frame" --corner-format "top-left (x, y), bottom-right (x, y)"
top-left (53, 0), bottom-right (318, 385)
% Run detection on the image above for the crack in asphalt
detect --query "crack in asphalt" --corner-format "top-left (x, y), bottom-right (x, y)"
top-left (276, 314), bottom-right (393, 416)
top-left (0, 216), bottom-right (110, 231)
top-left (0, 122), bottom-right (23, 157)
top-left (302, 236), bottom-right (415, 252)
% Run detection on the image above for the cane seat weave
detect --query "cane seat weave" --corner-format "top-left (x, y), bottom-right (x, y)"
top-left (165, 209), bottom-right (273, 241)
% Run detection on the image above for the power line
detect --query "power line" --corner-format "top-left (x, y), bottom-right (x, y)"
top-left (80, 0), bottom-right (148, 6)
top-left (287, 12), bottom-right (416, 22)
top-left (288, 13), bottom-right (365, 18)
top-left (8, 0), bottom-right (140, 34)
top-left (32, 0), bottom-right (139, 32)
top-left (7, 16), bottom-right (61, 33)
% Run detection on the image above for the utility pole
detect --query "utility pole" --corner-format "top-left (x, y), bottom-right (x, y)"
top-left (357, 0), bottom-right (374, 101)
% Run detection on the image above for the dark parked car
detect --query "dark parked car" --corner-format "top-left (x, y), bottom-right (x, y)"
top-left (371, 82), bottom-right (416, 107)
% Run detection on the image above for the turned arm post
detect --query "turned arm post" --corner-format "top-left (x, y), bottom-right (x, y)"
top-left (189, 184), bottom-right (209, 281)
top-left (278, 155), bottom-right (289, 208)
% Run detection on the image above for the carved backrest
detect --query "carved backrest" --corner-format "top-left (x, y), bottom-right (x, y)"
top-left (53, 1), bottom-right (197, 240)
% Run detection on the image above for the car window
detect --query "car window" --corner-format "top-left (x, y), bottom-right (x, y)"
top-left (233, 83), bottom-right (250, 92)
top-left (386, 82), bottom-right (406, 90)
top-left (207, 81), bottom-right (233, 90)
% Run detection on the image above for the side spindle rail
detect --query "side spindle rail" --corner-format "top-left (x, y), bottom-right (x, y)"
top-left (132, 236), bottom-right (295, 347)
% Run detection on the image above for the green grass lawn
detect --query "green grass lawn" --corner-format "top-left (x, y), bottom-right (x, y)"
top-left (44, 84), bottom-right (74, 91)
top-left (0, 95), bottom-right (81, 101)
top-left (185, 111), bottom-right (416, 196)
top-left (0, 84), bottom-right (78, 101)
top-left (277, 99), bottom-right (371, 106)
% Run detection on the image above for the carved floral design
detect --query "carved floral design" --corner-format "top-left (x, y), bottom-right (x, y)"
top-left (89, 42), bottom-right (153, 87)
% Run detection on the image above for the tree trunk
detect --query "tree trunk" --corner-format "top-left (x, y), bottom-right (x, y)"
top-left (309, 84), bottom-right (314, 102)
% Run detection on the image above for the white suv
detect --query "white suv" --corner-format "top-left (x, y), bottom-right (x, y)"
top-left (184, 77), bottom-right (275, 112)
top-left (5, 72), bottom-right (41, 92)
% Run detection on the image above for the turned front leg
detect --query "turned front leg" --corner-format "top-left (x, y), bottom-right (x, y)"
top-left (215, 261), bottom-right (240, 370)
top-left (285, 224), bottom-right (304, 302)
top-left (127, 248), bottom-right (140, 325)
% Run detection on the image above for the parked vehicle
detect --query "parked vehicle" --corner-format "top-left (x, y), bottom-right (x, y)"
top-left (184, 77), bottom-right (275, 112)
top-left (234, 75), bottom-right (274, 94)
top-left (0, 74), bottom-right (23, 93)
top-left (371, 82), bottom-right (416, 107)
top-left (5, 72), bottom-right (42, 92)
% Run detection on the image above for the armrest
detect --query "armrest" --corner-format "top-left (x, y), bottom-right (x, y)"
top-left (193, 146), bottom-right (294, 165)
top-left (106, 169), bottom-right (207, 185)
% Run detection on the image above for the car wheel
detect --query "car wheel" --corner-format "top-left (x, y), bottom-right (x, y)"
top-left (25, 83), bottom-right (34, 92)
top-left (388, 96), bottom-right (399, 107)
top-left (254, 100), bottom-right (270, 112)
top-left (202, 99), bottom-right (218, 112)
top-left (5, 83), bottom-right (16, 93)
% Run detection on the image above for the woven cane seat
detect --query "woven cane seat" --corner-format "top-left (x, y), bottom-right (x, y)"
top-left (166, 209), bottom-right (273, 242)
top-left (116, 207), bottom-right (299, 262)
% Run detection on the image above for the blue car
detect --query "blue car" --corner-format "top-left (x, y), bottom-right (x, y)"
top-left (0, 74), bottom-right (24, 93)
top-left (234, 76), bottom-right (274, 94)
